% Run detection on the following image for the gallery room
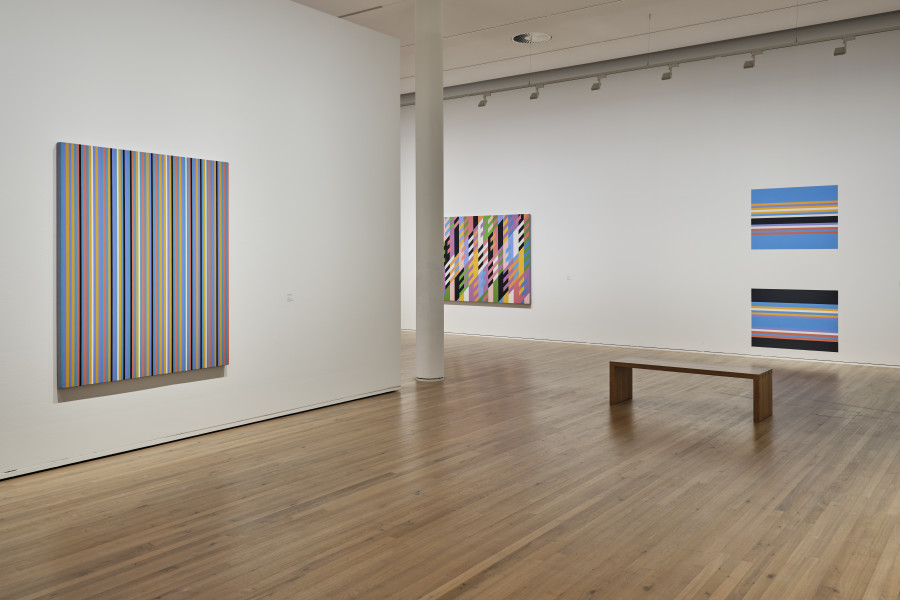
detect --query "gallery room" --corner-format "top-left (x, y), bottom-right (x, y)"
top-left (1, 0), bottom-right (899, 597)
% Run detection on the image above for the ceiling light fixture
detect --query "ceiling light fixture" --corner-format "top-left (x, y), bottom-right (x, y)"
top-left (430, 27), bottom-right (900, 112)
top-left (744, 52), bottom-right (759, 69)
top-left (834, 36), bottom-right (853, 55)
top-left (513, 32), bottom-right (552, 44)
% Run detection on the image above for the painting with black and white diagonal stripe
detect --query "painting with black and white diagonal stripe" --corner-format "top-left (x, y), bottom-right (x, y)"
top-left (751, 289), bottom-right (838, 353)
top-left (443, 214), bottom-right (530, 304)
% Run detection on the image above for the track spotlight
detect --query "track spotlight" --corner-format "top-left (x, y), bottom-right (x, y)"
top-left (590, 76), bottom-right (603, 91)
top-left (661, 66), bottom-right (673, 81)
top-left (477, 93), bottom-right (489, 107)
top-left (834, 36), bottom-right (854, 56)
top-left (529, 85), bottom-right (542, 100)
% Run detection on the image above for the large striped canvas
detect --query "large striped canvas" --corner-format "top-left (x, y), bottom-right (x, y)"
top-left (57, 142), bottom-right (229, 388)
top-left (444, 214), bottom-right (530, 304)
top-left (751, 289), bottom-right (838, 353)
top-left (751, 185), bottom-right (838, 249)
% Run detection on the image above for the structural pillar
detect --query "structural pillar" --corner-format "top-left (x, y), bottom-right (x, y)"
top-left (415, 0), bottom-right (444, 381)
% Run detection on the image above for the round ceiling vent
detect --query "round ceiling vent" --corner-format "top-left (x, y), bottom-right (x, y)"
top-left (513, 32), bottom-right (552, 44)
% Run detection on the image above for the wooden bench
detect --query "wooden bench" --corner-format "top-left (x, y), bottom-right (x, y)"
top-left (609, 357), bottom-right (773, 422)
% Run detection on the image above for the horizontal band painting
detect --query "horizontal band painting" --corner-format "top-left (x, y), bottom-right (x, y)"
top-left (751, 289), bottom-right (838, 353)
top-left (57, 142), bottom-right (229, 388)
top-left (751, 185), bottom-right (838, 249)
top-left (444, 214), bottom-right (531, 304)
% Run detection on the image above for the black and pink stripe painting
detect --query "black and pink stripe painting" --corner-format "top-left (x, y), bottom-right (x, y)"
top-left (443, 214), bottom-right (530, 304)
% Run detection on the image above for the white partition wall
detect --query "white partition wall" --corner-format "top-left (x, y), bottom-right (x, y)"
top-left (400, 29), bottom-right (900, 366)
top-left (0, 0), bottom-right (400, 478)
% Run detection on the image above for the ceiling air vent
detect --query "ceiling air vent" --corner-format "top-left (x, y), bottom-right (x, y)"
top-left (513, 33), bottom-right (552, 44)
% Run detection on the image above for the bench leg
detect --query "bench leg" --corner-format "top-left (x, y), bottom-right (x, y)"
top-left (610, 365), bottom-right (633, 405)
top-left (753, 371), bottom-right (773, 422)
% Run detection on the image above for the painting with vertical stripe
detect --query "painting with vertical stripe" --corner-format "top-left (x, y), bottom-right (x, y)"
top-left (751, 185), bottom-right (838, 249)
top-left (444, 214), bottom-right (530, 304)
top-left (751, 289), bottom-right (838, 353)
top-left (57, 142), bottom-right (229, 388)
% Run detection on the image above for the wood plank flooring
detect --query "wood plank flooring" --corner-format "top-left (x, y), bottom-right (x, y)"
top-left (2, 332), bottom-right (900, 599)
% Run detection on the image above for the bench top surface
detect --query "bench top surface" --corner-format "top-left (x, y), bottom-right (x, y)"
top-left (610, 357), bottom-right (772, 378)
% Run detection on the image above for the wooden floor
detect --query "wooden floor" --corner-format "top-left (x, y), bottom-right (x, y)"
top-left (3, 333), bottom-right (900, 599)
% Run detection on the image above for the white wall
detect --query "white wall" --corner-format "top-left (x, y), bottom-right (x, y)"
top-left (401, 30), bottom-right (900, 366)
top-left (0, 0), bottom-right (400, 478)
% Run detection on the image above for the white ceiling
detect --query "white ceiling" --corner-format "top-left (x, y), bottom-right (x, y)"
top-left (291, 0), bottom-right (900, 93)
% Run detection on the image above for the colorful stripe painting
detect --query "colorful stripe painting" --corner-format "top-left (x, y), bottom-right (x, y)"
top-left (444, 214), bottom-right (530, 304)
top-left (751, 289), bottom-right (838, 353)
top-left (751, 185), bottom-right (838, 249)
top-left (57, 142), bottom-right (229, 388)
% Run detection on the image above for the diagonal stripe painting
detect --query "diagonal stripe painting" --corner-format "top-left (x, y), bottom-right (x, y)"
top-left (751, 289), bottom-right (838, 353)
top-left (444, 214), bottom-right (530, 304)
top-left (751, 185), bottom-right (838, 249)
top-left (57, 142), bottom-right (229, 388)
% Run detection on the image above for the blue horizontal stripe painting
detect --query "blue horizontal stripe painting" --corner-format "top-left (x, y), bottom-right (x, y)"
top-left (751, 288), bottom-right (838, 353)
top-left (751, 185), bottom-right (838, 250)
